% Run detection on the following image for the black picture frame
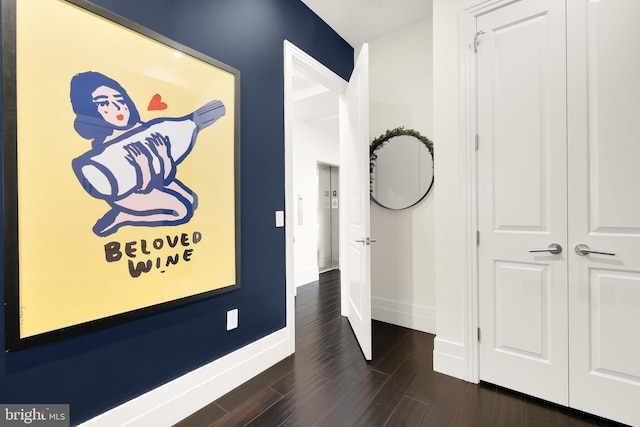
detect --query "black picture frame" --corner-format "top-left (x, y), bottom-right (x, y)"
top-left (3, 0), bottom-right (241, 352)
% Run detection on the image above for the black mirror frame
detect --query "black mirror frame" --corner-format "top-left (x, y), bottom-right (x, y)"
top-left (369, 127), bottom-right (434, 210)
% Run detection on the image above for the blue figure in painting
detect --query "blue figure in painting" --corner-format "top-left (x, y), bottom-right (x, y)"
top-left (70, 71), bottom-right (225, 237)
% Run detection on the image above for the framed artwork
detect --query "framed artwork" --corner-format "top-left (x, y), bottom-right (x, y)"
top-left (3, 0), bottom-right (240, 351)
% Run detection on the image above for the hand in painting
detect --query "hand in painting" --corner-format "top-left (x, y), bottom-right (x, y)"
top-left (145, 132), bottom-right (174, 182)
top-left (124, 142), bottom-right (153, 193)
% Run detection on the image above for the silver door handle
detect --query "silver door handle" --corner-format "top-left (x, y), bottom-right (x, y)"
top-left (574, 244), bottom-right (615, 257)
top-left (529, 243), bottom-right (562, 255)
top-left (354, 238), bottom-right (377, 245)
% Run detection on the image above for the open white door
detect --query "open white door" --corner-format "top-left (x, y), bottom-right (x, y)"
top-left (340, 44), bottom-right (372, 360)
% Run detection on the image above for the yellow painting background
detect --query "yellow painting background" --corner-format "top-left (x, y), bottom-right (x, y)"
top-left (16, 1), bottom-right (237, 338)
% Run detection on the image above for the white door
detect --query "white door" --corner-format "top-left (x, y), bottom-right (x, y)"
top-left (567, 1), bottom-right (640, 425)
top-left (478, 0), bottom-right (640, 424)
top-left (340, 44), bottom-right (372, 360)
top-left (477, 0), bottom-right (568, 405)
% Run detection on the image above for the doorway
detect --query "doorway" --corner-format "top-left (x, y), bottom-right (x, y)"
top-left (283, 41), bottom-right (346, 354)
top-left (284, 40), bottom-right (373, 360)
top-left (288, 57), bottom-right (340, 288)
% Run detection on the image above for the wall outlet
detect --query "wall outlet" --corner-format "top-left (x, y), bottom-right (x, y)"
top-left (227, 309), bottom-right (238, 331)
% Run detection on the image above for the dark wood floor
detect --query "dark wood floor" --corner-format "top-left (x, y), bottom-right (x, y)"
top-left (174, 270), bottom-right (626, 427)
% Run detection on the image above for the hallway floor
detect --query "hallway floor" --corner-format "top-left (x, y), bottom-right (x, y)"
top-left (174, 270), bottom-right (626, 426)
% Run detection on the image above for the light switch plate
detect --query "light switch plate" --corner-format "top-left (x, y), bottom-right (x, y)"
top-left (275, 210), bottom-right (284, 227)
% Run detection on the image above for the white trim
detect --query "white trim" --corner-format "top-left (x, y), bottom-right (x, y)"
top-left (78, 328), bottom-right (291, 427)
top-left (371, 297), bottom-right (436, 334)
top-left (456, 0), bottom-right (520, 386)
top-left (284, 40), bottom-right (297, 355)
top-left (433, 337), bottom-right (467, 381)
top-left (460, 0), bottom-right (482, 386)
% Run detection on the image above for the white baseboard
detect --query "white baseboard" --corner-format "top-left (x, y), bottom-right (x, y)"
top-left (371, 297), bottom-right (436, 334)
top-left (295, 267), bottom-right (319, 288)
top-left (78, 328), bottom-right (292, 427)
top-left (433, 336), bottom-right (468, 381)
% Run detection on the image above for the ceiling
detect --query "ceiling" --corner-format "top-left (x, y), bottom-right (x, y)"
top-left (293, 70), bottom-right (340, 135)
top-left (294, 0), bottom-right (433, 135)
top-left (301, 0), bottom-right (433, 48)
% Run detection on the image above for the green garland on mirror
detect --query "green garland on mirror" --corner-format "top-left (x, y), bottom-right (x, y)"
top-left (370, 126), bottom-right (434, 176)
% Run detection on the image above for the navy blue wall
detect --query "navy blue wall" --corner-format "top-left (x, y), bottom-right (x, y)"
top-left (0, 1), bottom-right (353, 424)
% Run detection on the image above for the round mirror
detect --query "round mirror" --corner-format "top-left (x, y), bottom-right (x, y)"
top-left (370, 128), bottom-right (434, 210)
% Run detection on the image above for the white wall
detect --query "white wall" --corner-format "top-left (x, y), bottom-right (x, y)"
top-left (432, 0), bottom-right (471, 380)
top-left (292, 116), bottom-right (340, 287)
top-left (368, 18), bottom-right (436, 333)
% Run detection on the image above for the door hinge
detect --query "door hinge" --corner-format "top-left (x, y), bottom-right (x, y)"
top-left (476, 230), bottom-right (480, 245)
top-left (475, 134), bottom-right (479, 150)
top-left (474, 30), bottom-right (485, 53)
top-left (477, 327), bottom-right (481, 342)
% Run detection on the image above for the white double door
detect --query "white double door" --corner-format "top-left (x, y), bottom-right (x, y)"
top-left (477, 1), bottom-right (640, 426)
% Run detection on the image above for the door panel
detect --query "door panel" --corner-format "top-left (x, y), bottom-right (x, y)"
top-left (318, 165), bottom-right (332, 272)
top-left (477, 0), bottom-right (568, 405)
top-left (588, 270), bottom-right (640, 381)
top-left (340, 44), bottom-right (371, 360)
top-left (491, 13), bottom-right (549, 232)
top-left (567, 1), bottom-right (640, 424)
top-left (494, 261), bottom-right (549, 359)
top-left (583, 0), bottom-right (640, 234)
top-left (318, 165), bottom-right (339, 273)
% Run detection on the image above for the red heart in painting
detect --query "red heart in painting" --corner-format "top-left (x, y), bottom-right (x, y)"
top-left (147, 93), bottom-right (168, 111)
